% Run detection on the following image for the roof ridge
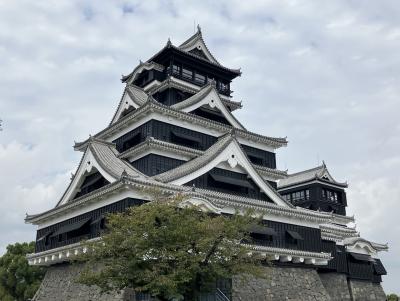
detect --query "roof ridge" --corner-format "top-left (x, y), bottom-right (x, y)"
top-left (288, 164), bottom-right (324, 177)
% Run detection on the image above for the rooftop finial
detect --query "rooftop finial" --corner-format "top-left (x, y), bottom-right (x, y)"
top-left (197, 24), bottom-right (201, 33)
top-left (209, 78), bottom-right (217, 87)
top-left (167, 37), bottom-right (172, 47)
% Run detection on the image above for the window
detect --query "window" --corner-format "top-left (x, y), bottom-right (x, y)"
top-left (218, 81), bottom-right (229, 92)
top-left (182, 68), bottom-right (193, 80)
top-left (194, 72), bottom-right (205, 85)
top-left (322, 189), bottom-right (339, 203)
top-left (287, 189), bottom-right (310, 203)
top-left (283, 194), bottom-right (291, 202)
top-left (172, 64), bottom-right (180, 76)
top-left (292, 191), bottom-right (305, 202)
top-left (248, 155), bottom-right (264, 165)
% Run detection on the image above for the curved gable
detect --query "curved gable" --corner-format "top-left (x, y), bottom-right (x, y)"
top-left (154, 134), bottom-right (292, 207)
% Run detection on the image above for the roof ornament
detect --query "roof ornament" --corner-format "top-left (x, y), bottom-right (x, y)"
top-left (167, 37), bottom-right (172, 47)
top-left (121, 169), bottom-right (128, 179)
top-left (139, 59), bottom-right (143, 65)
top-left (229, 128), bottom-right (237, 138)
top-left (197, 24), bottom-right (202, 34)
top-left (70, 173), bottom-right (75, 180)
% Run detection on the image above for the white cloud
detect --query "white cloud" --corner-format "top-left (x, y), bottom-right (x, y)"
top-left (0, 0), bottom-right (399, 294)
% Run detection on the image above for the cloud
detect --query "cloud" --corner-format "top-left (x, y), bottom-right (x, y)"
top-left (0, 0), bottom-right (399, 294)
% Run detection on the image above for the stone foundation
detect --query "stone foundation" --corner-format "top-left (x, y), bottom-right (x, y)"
top-left (348, 279), bottom-right (386, 301)
top-left (32, 263), bottom-right (125, 301)
top-left (319, 273), bottom-right (352, 301)
top-left (232, 266), bottom-right (331, 301)
top-left (32, 263), bottom-right (387, 301)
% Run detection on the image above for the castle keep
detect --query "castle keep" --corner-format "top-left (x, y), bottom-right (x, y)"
top-left (26, 28), bottom-right (388, 301)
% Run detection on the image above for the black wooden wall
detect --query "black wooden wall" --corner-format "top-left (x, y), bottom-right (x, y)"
top-left (131, 154), bottom-right (185, 176)
top-left (35, 198), bottom-right (145, 253)
top-left (113, 120), bottom-right (277, 170)
top-left (279, 183), bottom-right (347, 215)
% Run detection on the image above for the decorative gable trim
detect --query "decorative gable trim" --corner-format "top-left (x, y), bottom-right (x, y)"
top-left (121, 61), bottom-right (164, 84)
top-left (171, 84), bottom-right (245, 129)
top-left (110, 85), bottom-right (148, 125)
top-left (179, 25), bottom-right (220, 65)
top-left (154, 133), bottom-right (292, 208)
top-left (57, 146), bottom-right (118, 207)
top-left (58, 138), bottom-right (146, 207)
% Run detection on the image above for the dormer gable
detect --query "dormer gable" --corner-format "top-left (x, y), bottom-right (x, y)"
top-left (110, 85), bottom-right (148, 125)
top-left (178, 25), bottom-right (220, 65)
top-left (153, 132), bottom-right (292, 208)
top-left (171, 84), bottom-right (245, 129)
top-left (57, 138), bottom-right (146, 207)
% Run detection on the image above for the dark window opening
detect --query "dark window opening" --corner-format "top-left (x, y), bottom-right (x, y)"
top-left (286, 230), bottom-right (303, 245)
top-left (283, 189), bottom-right (310, 204)
top-left (172, 64), bottom-right (181, 76)
top-left (194, 72), bottom-right (206, 85)
top-left (74, 172), bottom-right (110, 199)
top-left (170, 130), bottom-right (201, 148)
top-left (322, 188), bottom-right (340, 203)
top-left (208, 173), bottom-right (254, 192)
top-left (50, 218), bottom-right (92, 243)
top-left (120, 106), bottom-right (136, 118)
top-left (182, 68), bottom-right (193, 80)
top-left (191, 106), bottom-right (231, 125)
top-left (248, 155), bottom-right (264, 166)
top-left (248, 226), bottom-right (277, 246)
top-left (122, 132), bottom-right (142, 151)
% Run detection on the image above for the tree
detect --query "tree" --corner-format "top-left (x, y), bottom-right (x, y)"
top-left (77, 193), bottom-right (267, 300)
top-left (388, 294), bottom-right (399, 301)
top-left (0, 242), bottom-right (46, 301)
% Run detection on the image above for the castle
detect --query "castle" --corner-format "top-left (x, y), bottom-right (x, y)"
top-left (26, 27), bottom-right (388, 301)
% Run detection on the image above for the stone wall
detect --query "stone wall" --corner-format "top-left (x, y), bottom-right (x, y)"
top-left (232, 266), bottom-right (332, 301)
top-left (319, 273), bottom-right (352, 301)
top-left (348, 279), bottom-right (386, 301)
top-left (32, 263), bottom-right (125, 301)
top-left (33, 263), bottom-right (388, 301)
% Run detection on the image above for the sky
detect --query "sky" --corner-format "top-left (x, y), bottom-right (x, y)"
top-left (0, 0), bottom-right (399, 295)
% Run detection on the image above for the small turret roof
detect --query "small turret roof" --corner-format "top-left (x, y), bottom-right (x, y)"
top-left (278, 161), bottom-right (348, 189)
top-left (146, 27), bottom-right (241, 76)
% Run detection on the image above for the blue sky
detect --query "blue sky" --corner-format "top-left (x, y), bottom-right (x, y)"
top-left (0, 0), bottom-right (399, 295)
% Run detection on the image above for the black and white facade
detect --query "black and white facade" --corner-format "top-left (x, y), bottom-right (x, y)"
top-left (26, 27), bottom-right (388, 297)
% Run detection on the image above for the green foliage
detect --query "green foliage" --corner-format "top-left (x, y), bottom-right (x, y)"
top-left (388, 294), bottom-right (399, 301)
top-left (77, 192), bottom-right (267, 300)
top-left (0, 242), bottom-right (46, 301)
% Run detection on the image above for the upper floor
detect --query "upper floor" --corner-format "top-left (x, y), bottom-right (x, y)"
top-left (278, 163), bottom-right (348, 215)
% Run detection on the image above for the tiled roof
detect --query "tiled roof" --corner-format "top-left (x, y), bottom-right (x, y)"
top-left (178, 25), bottom-right (221, 66)
top-left (171, 83), bottom-right (246, 130)
top-left (153, 132), bottom-right (233, 183)
top-left (278, 162), bottom-right (348, 189)
top-left (87, 138), bottom-right (146, 180)
top-left (118, 137), bottom-right (287, 180)
top-left (75, 98), bottom-right (287, 151)
top-left (55, 138), bottom-right (146, 207)
top-left (146, 34), bottom-right (241, 75)
top-left (121, 61), bottom-right (164, 83)
top-left (109, 84), bottom-right (148, 125)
